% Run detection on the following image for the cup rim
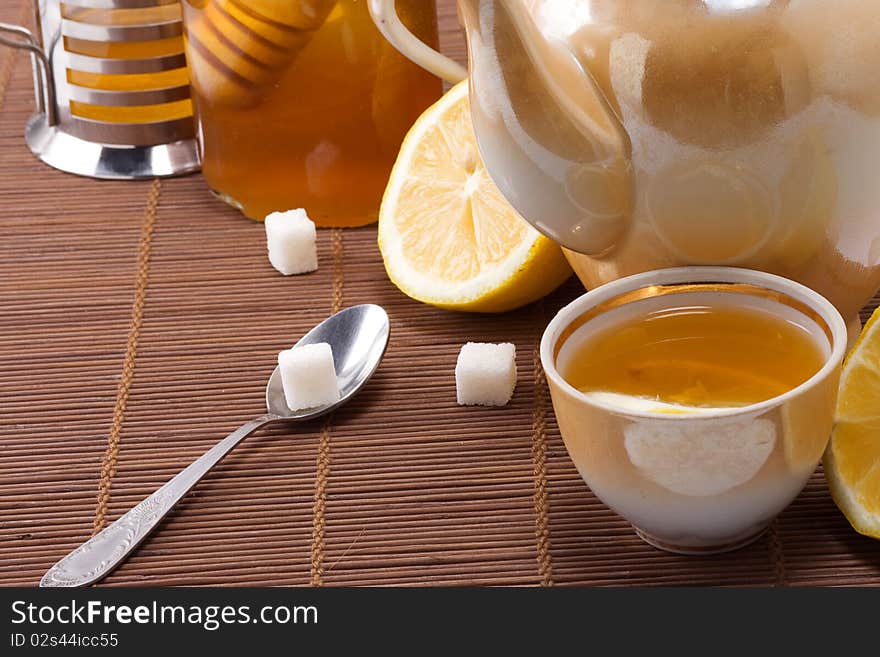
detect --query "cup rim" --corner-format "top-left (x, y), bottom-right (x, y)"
top-left (540, 266), bottom-right (848, 421)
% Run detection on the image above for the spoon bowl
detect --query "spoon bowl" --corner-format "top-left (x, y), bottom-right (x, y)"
top-left (41, 304), bottom-right (390, 587)
top-left (267, 304), bottom-right (390, 419)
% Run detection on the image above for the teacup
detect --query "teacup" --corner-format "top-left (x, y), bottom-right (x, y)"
top-left (539, 267), bottom-right (846, 553)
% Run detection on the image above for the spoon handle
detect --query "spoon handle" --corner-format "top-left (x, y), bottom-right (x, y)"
top-left (40, 414), bottom-right (278, 587)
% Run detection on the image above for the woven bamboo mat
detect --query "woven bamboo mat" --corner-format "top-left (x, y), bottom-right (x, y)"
top-left (2, 0), bottom-right (880, 587)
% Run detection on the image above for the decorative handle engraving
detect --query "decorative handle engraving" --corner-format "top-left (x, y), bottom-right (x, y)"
top-left (40, 485), bottom-right (181, 587)
top-left (41, 415), bottom-right (277, 587)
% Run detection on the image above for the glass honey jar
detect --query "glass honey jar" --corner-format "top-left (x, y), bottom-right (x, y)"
top-left (181, 0), bottom-right (442, 226)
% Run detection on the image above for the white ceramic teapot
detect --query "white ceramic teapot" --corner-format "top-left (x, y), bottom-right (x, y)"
top-left (370, 0), bottom-right (880, 325)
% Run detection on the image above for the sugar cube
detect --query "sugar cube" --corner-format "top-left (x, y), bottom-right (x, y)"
top-left (455, 342), bottom-right (517, 406)
top-left (278, 342), bottom-right (340, 411)
top-left (265, 208), bottom-right (317, 275)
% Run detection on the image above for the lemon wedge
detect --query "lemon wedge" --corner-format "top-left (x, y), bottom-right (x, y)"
top-left (825, 307), bottom-right (880, 538)
top-left (378, 81), bottom-right (572, 313)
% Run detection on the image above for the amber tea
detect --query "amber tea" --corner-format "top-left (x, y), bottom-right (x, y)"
top-left (563, 299), bottom-right (826, 409)
top-left (62, 3), bottom-right (193, 125)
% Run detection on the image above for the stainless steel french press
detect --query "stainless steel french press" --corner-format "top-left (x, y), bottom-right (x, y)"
top-left (0, 0), bottom-right (199, 179)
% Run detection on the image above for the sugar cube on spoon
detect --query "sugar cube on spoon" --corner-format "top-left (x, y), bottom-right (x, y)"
top-left (278, 342), bottom-right (340, 411)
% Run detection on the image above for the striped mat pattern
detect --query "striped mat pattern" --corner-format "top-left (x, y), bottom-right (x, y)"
top-left (1, 0), bottom-right (879, 587)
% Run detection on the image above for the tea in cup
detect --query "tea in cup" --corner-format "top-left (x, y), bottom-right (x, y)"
top-left (539, 267), bottom-right (846, 553)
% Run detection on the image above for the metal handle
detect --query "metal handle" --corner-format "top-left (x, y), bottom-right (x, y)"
top-left (40, 414), bottom-right (279, 588)
top-left (367, 0), bottom-right (467, 83)
top-left (0, 19), bottom-right (57, 126)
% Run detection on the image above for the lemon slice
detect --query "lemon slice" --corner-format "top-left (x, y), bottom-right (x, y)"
top-left (584, 391), bottom-right (718, 416)
top-left (378, 81), bottom-right (572, 313)
top-left (825, 307), bottom-right (880, 538)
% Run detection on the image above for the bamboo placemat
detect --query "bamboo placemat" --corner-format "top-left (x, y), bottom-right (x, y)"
top-left (2, 0), bottom-right (880, 587)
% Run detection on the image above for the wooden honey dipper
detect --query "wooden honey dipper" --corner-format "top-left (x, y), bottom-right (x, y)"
top-left (186, 0), bottom-right (337, 107)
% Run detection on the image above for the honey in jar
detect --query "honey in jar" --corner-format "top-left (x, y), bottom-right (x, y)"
top-left (181, 0), bottom-right (443, 225)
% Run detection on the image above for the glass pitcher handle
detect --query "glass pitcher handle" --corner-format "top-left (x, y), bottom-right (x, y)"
top-left (368, 0), bottom-right (468, 83)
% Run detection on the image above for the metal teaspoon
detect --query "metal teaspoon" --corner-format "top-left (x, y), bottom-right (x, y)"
top-left (40, 304), bottom-right (390, 587)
